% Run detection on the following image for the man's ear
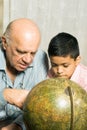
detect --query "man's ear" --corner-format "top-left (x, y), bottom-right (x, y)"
top-left (1, 36), bottom-right (8, 50)
top-left (76, 56), bottom-right (81, 65)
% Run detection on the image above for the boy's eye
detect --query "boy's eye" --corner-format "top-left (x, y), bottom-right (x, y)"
top-left (51, 63), bottom-right (69, 68)
top-left (63, 64), bottom-right (69, 68)
top-left (51, 63), bottom-right (58, 67)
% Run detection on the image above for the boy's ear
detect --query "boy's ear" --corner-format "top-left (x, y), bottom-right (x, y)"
top-left (76, 56), bottom-right (81, 65)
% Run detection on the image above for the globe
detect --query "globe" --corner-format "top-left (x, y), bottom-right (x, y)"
top-left (23, 78), bottom-right (87, 130)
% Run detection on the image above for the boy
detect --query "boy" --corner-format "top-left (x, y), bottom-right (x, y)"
top-left (47, 32), bottom-right (87, 91)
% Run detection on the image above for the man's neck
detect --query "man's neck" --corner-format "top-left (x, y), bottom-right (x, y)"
top-left (6, 61), bottom-right (20, 83)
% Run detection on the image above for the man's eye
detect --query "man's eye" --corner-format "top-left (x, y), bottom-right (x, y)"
top-left (31, 52), bottom-right (36, 56)
top-left (18, 51), bottom-right (23, 54)
top-left (16, 49), bottom-right (25, 54)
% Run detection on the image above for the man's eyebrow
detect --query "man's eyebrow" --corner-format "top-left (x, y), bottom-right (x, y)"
top-left (16, 48), bottom-right (29, 54)
top-left (16, 48), bottom-right (37, 54)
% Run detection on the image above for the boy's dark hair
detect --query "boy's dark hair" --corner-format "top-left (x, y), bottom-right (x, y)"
top-left (48, 32), bottom-right (80, 60)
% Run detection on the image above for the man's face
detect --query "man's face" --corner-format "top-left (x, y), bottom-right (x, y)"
top-left (3, 34), bottom-right (40, 72)
top-left (50, 55), bottom-right (80, 79)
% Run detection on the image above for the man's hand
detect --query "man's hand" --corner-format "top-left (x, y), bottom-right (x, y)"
top-left (1, 123), bottom-right (22, 130)
top-left (3, 88), bottom-right (29, 109)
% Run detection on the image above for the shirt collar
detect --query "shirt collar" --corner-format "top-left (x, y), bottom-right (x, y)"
top-left (0, 45), bottom-right (6, 70)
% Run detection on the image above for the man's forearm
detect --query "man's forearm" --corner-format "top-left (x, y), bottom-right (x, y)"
top-left (3, 88), bottom-right (29, 109)
top-left (1, 123), bottom-right (22, 130)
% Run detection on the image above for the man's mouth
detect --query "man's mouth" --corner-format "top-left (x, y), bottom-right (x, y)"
top-left (19, 64), bottom-right (29, 69)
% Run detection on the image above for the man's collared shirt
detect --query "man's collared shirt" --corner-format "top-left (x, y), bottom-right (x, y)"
top-left (0, 46), bottom-right (49, 129)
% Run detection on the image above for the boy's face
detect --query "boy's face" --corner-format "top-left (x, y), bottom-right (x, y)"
top-left (50, 55), bottom-right (80, 79)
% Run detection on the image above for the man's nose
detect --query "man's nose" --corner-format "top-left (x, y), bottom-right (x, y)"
top-left (22, 53), bottom-right (33, 64)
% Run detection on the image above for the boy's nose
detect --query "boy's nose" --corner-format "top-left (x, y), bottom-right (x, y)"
top-left (57, 66), bottom-right (63, 74)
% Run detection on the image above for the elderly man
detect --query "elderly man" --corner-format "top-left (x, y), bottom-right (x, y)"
top-left (0, 18), bottom-right (49, 130)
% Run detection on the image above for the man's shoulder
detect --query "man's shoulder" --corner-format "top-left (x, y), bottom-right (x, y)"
top-left (32, 49), bottom-right (49, 69)
top-left (36, 49), bottom-right (47, 55)
top-left (34, 49), bottom-right (48, 60)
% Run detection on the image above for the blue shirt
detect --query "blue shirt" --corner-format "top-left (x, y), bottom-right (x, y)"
top-left (0, 46), bottom-right (49, 129)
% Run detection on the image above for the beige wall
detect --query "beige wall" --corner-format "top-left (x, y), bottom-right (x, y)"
top-left (3, 0), bottom-right (87, 65)
top-left (0, 0), bottom-right (3, 35)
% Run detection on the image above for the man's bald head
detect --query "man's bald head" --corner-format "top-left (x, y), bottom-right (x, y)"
top-left (4, 18), bottom-right (41, 47)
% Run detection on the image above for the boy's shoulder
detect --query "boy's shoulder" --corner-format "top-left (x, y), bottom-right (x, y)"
top-left (71, 63), bottom-right (87, 82)
top-left (72, 63), bottom-right (87, 91)
top-left (79, 63), bottom-right (87, 73)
